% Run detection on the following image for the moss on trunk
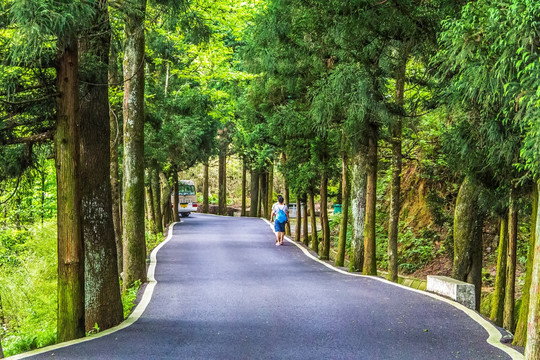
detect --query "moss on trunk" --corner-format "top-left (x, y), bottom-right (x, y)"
top-left (56, 38), bottom-right (85, 341)
top-left (302, 195), bottom-right (309, 246)
top-left (309, 190), bottom-right (318, 253)
top-left (363, 132), bottom-right (378, 275)
top-left (514, 186), bottom-right (538, 346)
top-left (122, 0), bottom-right (147, 290)
top-left (151, 168), bottom-right (163, 233)
top-left (525, 181), bottom-right (540, 359)
top-left (504, 189), bottom-right (518, 332)
top-left (336, 154), bottom-right (349, 267)
top-left (491, 216), bottom-right (508, 327)
top-left (320, 170), bottom-right (330, 260)
top-left (350, 152), bottom-right (367, 272)
top-left (250, 170), bottom-right (259, 217)
top-left (452, 175), bottom-right (482, 310)
top-left (79, 4), bottom-right (123, 332)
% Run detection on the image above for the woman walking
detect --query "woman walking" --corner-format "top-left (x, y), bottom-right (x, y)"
top-left (271, 195), bottom-right (289, 245)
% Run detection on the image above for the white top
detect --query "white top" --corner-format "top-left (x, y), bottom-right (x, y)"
top-left (272, 203), bottom-right (289, 216)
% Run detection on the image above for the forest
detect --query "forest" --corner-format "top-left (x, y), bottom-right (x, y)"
top-left (0, 0), bottom-right (539, 358)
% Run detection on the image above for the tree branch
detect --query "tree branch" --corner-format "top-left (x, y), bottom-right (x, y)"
top-left (1, 130), bottom-right (54, 145)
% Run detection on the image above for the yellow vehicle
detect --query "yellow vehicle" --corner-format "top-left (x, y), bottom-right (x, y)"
top-left (172, 180), bottom-right (198, 217)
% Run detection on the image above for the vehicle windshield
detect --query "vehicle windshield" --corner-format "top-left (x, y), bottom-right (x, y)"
top-left (179, 184), bottom-right (195, 196)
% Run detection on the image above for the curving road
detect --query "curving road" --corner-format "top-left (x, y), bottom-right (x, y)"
top-left (19, 214), bottom-right (519, 359)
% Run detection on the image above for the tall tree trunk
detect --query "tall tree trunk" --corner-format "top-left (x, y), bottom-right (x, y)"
top-left (452, 175), bottom-right (482, 310)
top-left (122, 0), bottom-right (147, 290)
top-left (388, 44), bottom-right (408, 282)
top-left (241, 159), bottom-right (247, 217)
top-left (302, 195), bottom-right (309, 246)
top-left (250, 169), bottom-right (259, 217)
top-left (295, 191), bottom-right (302, 242)
top-left (151, 169), bottom-right (163, 233)
top-left (504, 189), bottom-right (518, 332)
top-left (514, 186), bottom-right (538, 346)
top-left (159, 172), bottom-right (172, 228)
top-left (172, 170), bottom-right (179, 222)
top-left (202, 161), bottom-right (209, 213)
top-left (109, 34), bottom-right (123, 278)
top-left (350, 152), bottom-right (367, 272)
top-left (284, 183), bottom-right (291, 236)
top-left (363, 131), bottom-right (378, 275)
top-left (218, 144), bottom-right (227, 216)
top-left (56, 37), bottom-right (85, 341)
top-left (309, 190), bottom-right (318, 253)
top-left (525, 181), bottom-right (540, 359)
top-left (320, 171), bottom-right (330, 260)
top-left (259, 171), bottom-right (264, 219)
top-left (490, 215), bottom-right (508, 327)
top-left (336, 154), bottom-right (349, 267)
top-left (145, 182), bottom-right (155, 233)
top-left (267, 163), bottom-right (274, 218)
top-left (79, 4), bottom-right (122, 332)
top-left (257, 173), bottom-right (263, 217)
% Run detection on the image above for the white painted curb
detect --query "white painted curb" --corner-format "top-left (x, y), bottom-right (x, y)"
top-left (262, 218), bottom-right (524, 360)
top-left (6, 222), bottom-right (179, 360)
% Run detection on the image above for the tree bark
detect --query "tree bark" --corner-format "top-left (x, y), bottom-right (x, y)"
top-left (320, 170), bottom-right (330, 260)
top-left (257, 172), bottom-right (262, 217)
top-left (122, 0), bottom-right (147, 290)
top-left (295, 192), bottom-right (301, 242)
top-left (514, 186), bottom-right (538, 346)
top-left (302, 195), bottom-right (309, 246)
top-left (250, 169), bottom-right (259, 217)
top-left (79, 4), bottom-right (123, 332)
top-left (490, 215), bottom-right (508, 327)
top-left (151, 169), bottom-right (163, 233)
top-left (218, 144), bottom-right (227, 215)
top-left (388, 44), bottom-right (408, 283)
top-left (202, 161), bottom-right (209, 213)
top-left (504, 189), bottom-right (518, 332)
top-left (452, 175), bottom-right (482, 310)
top-left (284, 183), bottom-right (291, 236)
top-left (55, 37), bottom-right (85, 341)
top-left (363, 131), bottom-right (378, 275)
top-left (260, 171), bottom-right (268, 219)
top-left (159, 172), bottom-right (172, 227)
top-left (267, 163), bottom-right (274, 218)
top-left (350, 152), bottom-right (367, 272)
top-left (336, 154), bottom-right (349, 267)
top-left (525, 181), bottom-right (540, 359)
top-left (108, 30), bottom-right (123, 278)
top-left (145, 181), bottom-right (155, 233)
top-left (309, 190), bottom-right (318, 253)
top-left (172, 170), bottom-right (179, 222)
top-left (241, 159), bottom-right (247, 217)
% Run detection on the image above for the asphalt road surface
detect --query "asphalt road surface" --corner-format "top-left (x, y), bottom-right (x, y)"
top-left (21, 214), bottom-right (518, 360)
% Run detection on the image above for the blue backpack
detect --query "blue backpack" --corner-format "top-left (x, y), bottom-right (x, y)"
top-left (277, 207), bottom-right (287, 223)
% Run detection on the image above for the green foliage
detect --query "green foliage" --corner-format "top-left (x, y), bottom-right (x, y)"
top-left (121, 280), bottom-right (142, 319)
top-left (0, 221), bottom-right (57, 357)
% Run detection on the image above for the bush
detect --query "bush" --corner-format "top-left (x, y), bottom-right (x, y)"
top-left (0, 221), bottom-right (57, 357)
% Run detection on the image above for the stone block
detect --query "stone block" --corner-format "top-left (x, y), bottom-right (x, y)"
top-left (426, 275), bottom-right (475, 310)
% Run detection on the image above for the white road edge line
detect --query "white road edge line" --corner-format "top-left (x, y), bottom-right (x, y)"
top-left (7, 222), bottom-right (179, 360)
top-left (263, 218), bottom-right (524, 360)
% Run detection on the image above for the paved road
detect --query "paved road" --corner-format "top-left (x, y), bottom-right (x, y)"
top-left (23, 214), bottom-right (517, 359)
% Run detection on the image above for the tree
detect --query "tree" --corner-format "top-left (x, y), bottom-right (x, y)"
top-left (79, 0), bottom-right (122, 332)
top-left (122, 0), bottom-right (147, 290)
